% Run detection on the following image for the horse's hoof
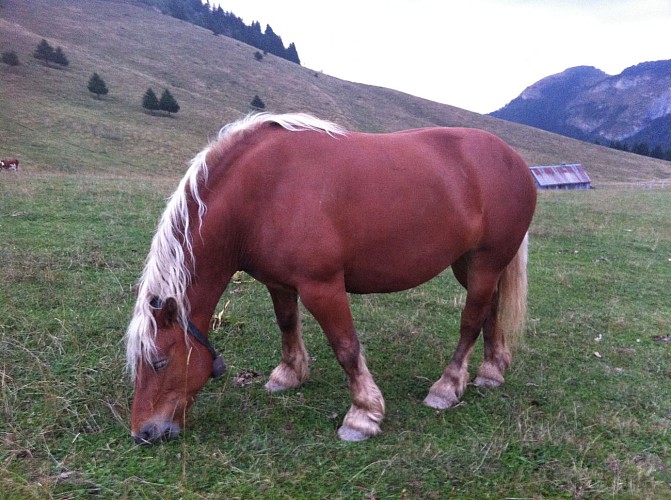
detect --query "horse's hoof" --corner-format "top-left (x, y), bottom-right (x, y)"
top-left (473, 375), bottom-right (503, 388)
top-left (474, 362), bottom-right (505, 388)
top-left (337, 425), bottom-right (374, 442)
top-left (265, 362), bottom-right (308, 393)
top-left (423, 391), bottom-right (459, 410)
top-left (264, 380), bottom-right (288, 392)
top-left (338, 404), bottom-right (383, 441)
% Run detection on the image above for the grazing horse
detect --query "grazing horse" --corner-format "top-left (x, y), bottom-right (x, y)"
top-left (126, 113), bottom-right (536, 444)
top-left (0, 159), bottom-right (19, 171)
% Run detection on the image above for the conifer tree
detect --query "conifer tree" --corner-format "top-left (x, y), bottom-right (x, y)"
top-left (87, 73), bottom-right (109, 99)
top-left (33, 39), bottom-right (70, 67)
top-left (250, 95), bottom-right (265, 110)
top-left (33, 39), bottom-right (55, 66)
top-left (142, 88), bottom-right (160, 113)
top-left (286, 43), bottom-right (300, 65)
top-left (52, 46), bottom-right (69, 67)
top-left (158, 89), bottom-right (180, 115)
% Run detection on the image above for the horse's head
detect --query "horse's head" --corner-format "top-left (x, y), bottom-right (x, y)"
top-left (129, 297), bottom-right (225, 445)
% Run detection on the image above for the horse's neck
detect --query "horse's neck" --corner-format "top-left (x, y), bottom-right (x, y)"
top-left (186, 224), bottom-right (238, 329)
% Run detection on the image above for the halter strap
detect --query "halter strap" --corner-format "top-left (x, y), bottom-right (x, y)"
top-left (149, 297), bottom-right (226, 378)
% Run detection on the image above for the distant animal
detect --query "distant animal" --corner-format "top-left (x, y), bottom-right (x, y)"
top-left (0, 159), bottom-right (19, 170)
top-left (125, 113), bottom-right (537, 445)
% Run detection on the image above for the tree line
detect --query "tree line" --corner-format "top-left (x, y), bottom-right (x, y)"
top-left (138, 0), bottom-right (300, 64)
top-left (606, 140), bottom-right (671, 162)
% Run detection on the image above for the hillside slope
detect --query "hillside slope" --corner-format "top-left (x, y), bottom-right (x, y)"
top-left (1, 0), bottom-right (670, 183)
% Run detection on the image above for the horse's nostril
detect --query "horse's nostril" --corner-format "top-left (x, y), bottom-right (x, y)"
top-left (132, 422), bottom-right (180, 445)
top-left (132, 429), bottom-right (154, 445)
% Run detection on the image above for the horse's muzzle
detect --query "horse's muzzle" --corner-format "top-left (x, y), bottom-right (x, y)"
top-left (132, 421), bottom-right (181, 445)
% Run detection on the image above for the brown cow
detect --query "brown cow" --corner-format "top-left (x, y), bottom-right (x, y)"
top-left (0, 159), bottom-right (19, 171)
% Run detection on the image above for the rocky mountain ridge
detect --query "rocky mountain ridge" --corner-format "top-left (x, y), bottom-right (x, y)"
top-left (491, 60), bottom-right (671, 149)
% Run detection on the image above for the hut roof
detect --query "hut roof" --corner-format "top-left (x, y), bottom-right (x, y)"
top-left (529, 164), bottom-right (592, 189)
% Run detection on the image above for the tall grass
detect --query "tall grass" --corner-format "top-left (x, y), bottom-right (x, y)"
top-left (1, 173), bottom-right (669, 498)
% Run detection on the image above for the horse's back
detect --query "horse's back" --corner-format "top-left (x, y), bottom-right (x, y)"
top-left (221, 125), bottom-right (535, 293)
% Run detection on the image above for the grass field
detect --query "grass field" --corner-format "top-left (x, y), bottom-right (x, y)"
top-left (1, 171), bottom-right (670, 498)
top-left (2, 0), bottom-right (671, 497)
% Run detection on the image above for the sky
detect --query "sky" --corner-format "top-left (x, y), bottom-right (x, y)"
top-left (213, 0), bottom-right (671, 114)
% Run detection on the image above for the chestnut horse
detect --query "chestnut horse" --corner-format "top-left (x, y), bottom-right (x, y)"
top-left (126, 113), bottom-right (536, 444)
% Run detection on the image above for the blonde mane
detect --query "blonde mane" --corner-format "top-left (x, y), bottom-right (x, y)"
top-left (125, 113), bottom-right (347, 379)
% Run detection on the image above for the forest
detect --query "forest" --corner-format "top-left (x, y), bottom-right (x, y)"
top-left (138, 0), bottom-right (301, 64)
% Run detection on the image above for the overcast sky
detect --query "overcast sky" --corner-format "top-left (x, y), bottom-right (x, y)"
top-left (213, 0), bottom-right (670, 114)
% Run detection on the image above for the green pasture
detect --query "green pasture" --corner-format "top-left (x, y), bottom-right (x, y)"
top-left (1, 173), bottom-right (669, 498)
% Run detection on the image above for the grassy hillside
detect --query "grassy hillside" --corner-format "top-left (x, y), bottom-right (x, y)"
top-left (2, 0), bottom-right (671, 182)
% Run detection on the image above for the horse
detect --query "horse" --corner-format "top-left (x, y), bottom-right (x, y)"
top-left (126, 112), bottom-right (537, 444)
top-left (0, 159), bottom-right (19, 171)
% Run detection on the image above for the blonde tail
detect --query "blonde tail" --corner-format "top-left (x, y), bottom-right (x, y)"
top-left (497, 233), bottom-right (529, 352)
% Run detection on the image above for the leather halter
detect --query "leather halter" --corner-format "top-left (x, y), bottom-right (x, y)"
top-left (149, 297), bottom-right (226, 378)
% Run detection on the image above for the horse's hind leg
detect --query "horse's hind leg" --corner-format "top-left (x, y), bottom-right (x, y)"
top-left (265, 287), bottom-right (310, 392)
top-left (450, 258), bottom-right (511, 389)
top-left (424, 260), bottom-right (500, 409)
top-left (473, 288), bottom-right (510, 388)
top-left (298, 278), bottom-right (385, 441)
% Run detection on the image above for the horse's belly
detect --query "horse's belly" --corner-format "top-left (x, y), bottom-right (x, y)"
top-left (342, 237), bottom-right (466, 294)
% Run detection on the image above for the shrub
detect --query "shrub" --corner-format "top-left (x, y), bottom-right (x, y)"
top-left (1, 51), bottom-right (19, 66)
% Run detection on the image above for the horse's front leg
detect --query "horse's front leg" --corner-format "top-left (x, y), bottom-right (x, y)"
top-left (299, 278), bottom-right (385, 441)
top-left (265, 287), bottom-right (310, 392)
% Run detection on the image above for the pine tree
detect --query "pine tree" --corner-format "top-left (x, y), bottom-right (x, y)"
top-left (33, 39), bottom-right (70, 67)
top-left (87, 73), bottom-right (109, 99)
top-left (262, 25), bottom-right (285, 58)
top-left (34, 39), bottom-right (55, 66)
top-left (285, 42), bottom-right (300, 65)
top-left (52, 47), bottom-right (69, 67)
top-left (158, 89), bottom-right (180, 116)
top-left (142, 88), bottom-right (160, 113)
top-left (250, 95), bottom-right (265, 110)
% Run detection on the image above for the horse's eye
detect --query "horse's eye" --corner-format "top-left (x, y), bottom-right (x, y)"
top-left (152, 358), bottom-right (168, 371)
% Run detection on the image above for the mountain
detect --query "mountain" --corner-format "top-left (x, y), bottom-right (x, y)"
top-left (1, 0), bottom-right (670, 183)
top-left (491, 61), bottom-right (671, 150)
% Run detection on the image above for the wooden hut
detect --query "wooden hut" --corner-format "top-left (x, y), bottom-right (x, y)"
top-left (529, 164), bottom-right (592, 190)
